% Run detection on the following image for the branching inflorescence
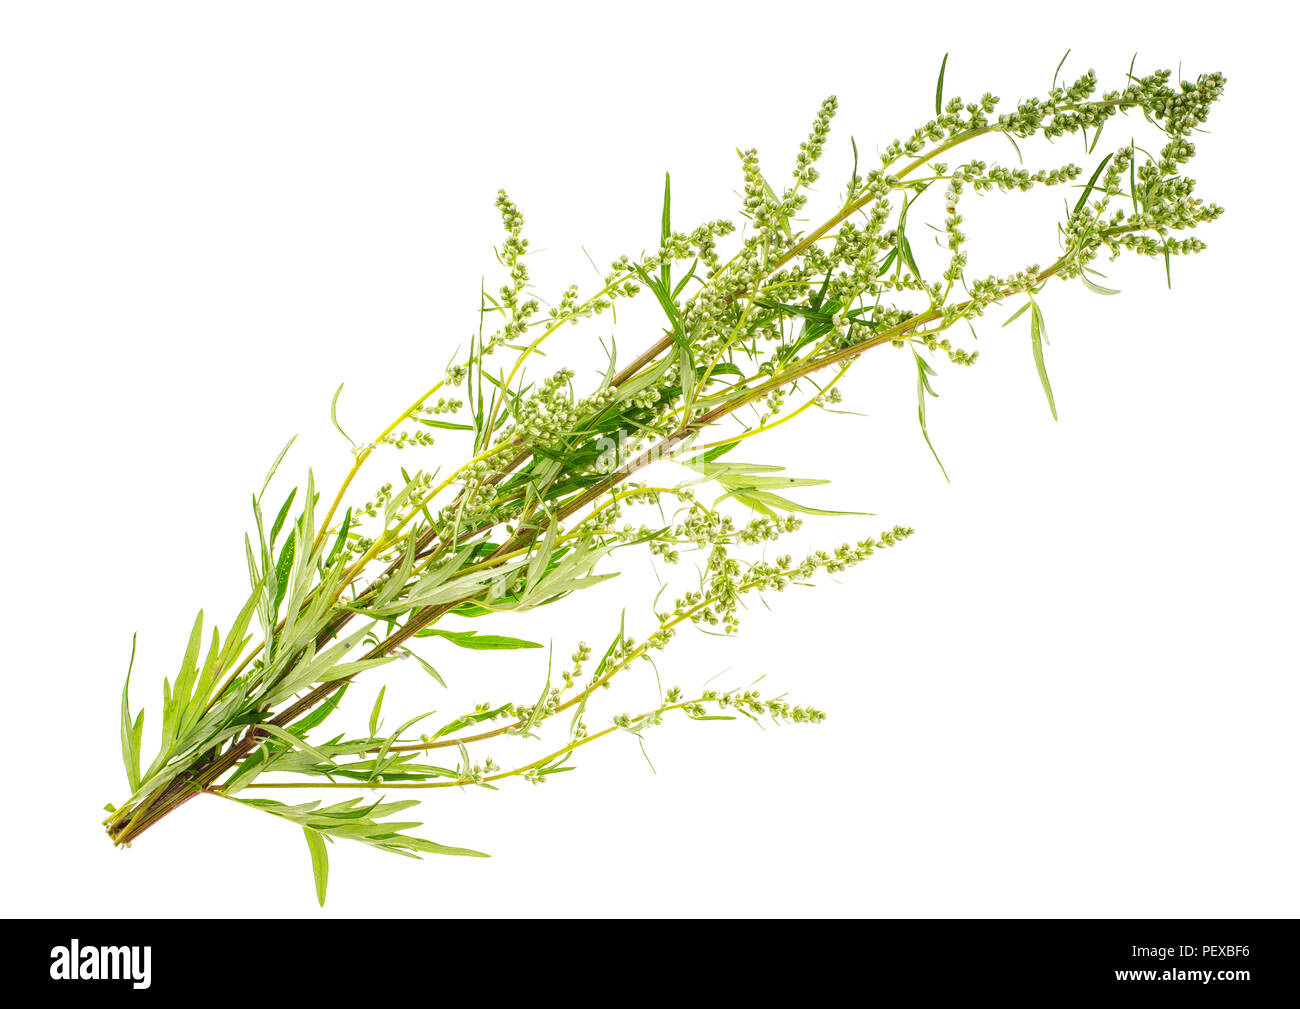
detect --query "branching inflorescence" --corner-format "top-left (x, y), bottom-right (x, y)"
top-left (105, 57), bottom-right (1226, 904)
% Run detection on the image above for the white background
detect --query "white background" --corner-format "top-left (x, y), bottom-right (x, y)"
top-left (2, 1), bottom-right (1296, 919)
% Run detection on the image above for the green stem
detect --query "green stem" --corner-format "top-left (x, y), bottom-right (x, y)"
top-left (237, 700), bottom-right (707, 790)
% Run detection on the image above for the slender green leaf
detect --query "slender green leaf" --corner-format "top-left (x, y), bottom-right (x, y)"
top-left (913, 349), bottom-right (950, 482)
top-left (730, 487), bottom-right (867, 518)
top-left (269, 488), bottom-right (298, 548)
top-left (1074, 153), bottom-right (1114, 216)
top-left (406, 650), bottom-right (446, 688)
top-left (1029, 300), bottom-right (1058, 420)
top-left (369, 686), bottom-right (386, 737)
top-left (1052, 49), bottom-right (1071, 90)
top-left (415, 417), bottom-right (473, 431)
top-left (660, 172), bottom-right (672, 289)
top-left (331, 383), bottom-right (356, 450)
top-left (120, 634), bottom-right (142, 792)
top-left (272, 529), bottom-right (296, 617)
top-left (291, 685), bottom-right (349, 735)
top-left (304, 827), bottom-right (329, 907)
top-left (416, 628), bottom-right (543, 650)
top-left (1080, 269), bottom-right (1120, 295)
top-left (259, 435), bottom-right (298, 500)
